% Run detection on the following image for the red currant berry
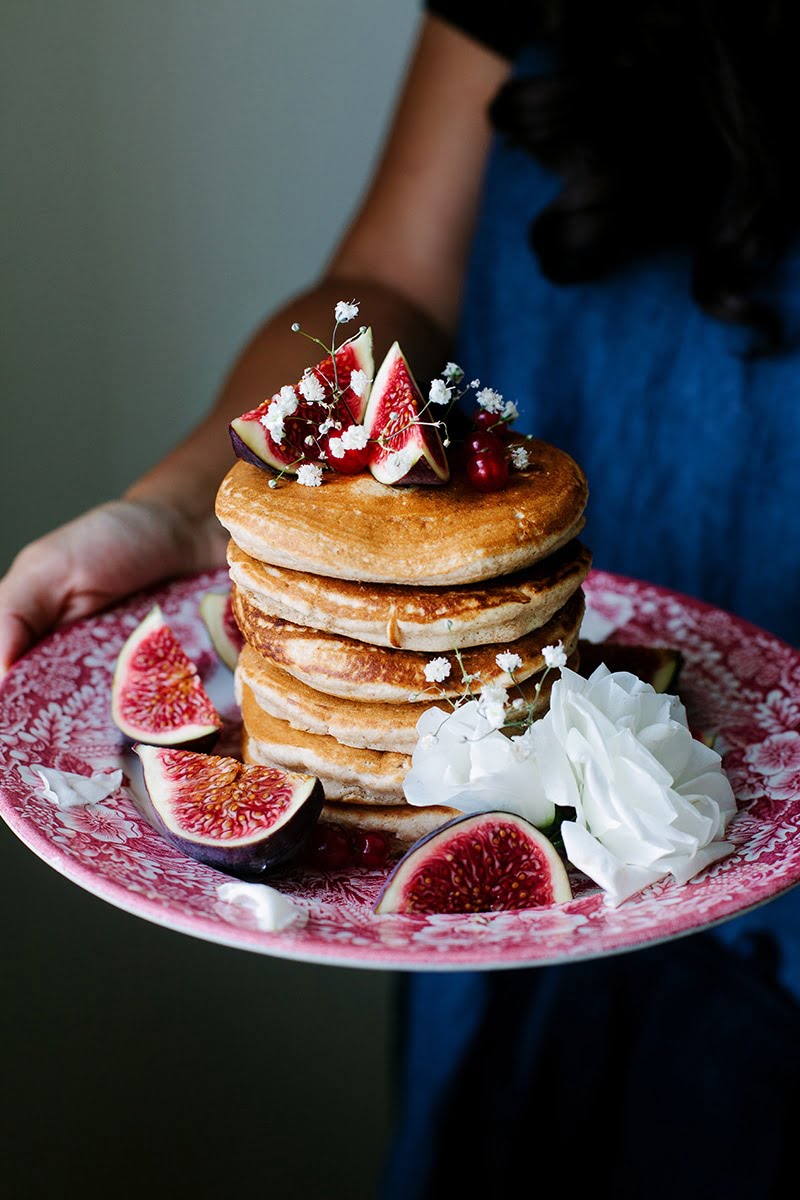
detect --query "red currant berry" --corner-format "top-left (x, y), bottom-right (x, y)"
top-left (350, 831), bottom-right (389, 869)
top-left (467, 451), bottom-right (509, 492)
top-left (465, 430), bottom-right (505, 458)
top-left (325, 436), bottom-right (371, 475)
top-left (306, 825), bottom-right (351, 870)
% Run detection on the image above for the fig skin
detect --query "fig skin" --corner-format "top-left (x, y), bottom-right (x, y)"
top-left (374, 811), bottom-right (573, 915)
top-left (135, 745), bottom-right (325, 880)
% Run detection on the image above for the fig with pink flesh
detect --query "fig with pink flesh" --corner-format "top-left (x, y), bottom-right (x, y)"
top-left (111, 605), bottom-right (222, 750)
top-left (364, 341), bottom-right (450, 486)
top-left (374, 811), bottom-right (572, 915)
top-left (199, 590), bottom-right (244, 671)
top-left (229, 327), bottom-right (374, 473)
top-left (135, 744), bottom-right (324, 878)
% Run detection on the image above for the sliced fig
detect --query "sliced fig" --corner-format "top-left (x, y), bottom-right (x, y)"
top-left (364, 341), bottom-right (449, 486)
top-left (577, 641), bottom-right (683, 693)
top-left (199, 590), bottom-right (244, 671)
top-left (135, 744), bottom-right (324, 878)
top-left (111, 605), bottom-right (222, 750)
top-left (229, 326), bottom-right (374, 473)
top-left (374, 811), bottom-right (572, 915)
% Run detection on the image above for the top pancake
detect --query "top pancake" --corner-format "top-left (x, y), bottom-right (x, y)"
top-left (215, 440), bottom-right (588, 586)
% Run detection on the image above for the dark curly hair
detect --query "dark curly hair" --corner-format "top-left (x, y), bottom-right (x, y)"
top-left (489, 0), bottom-right (800, 353)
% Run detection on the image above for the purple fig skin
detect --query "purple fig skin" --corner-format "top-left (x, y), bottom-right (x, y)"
top-left (229, 426), bottom-right (281, 474)
top-left (374, 811), bottom-right (572, 915)
top-left (135, 745), bottom-right (324, 879)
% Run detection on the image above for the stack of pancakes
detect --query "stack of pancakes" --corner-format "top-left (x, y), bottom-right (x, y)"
top-left (215, 438), bottom-right (590, 852)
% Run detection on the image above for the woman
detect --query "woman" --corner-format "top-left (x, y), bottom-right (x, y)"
top-left (2, 4), bottom-right (798, 1195)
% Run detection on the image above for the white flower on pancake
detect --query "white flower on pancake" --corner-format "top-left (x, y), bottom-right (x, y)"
top-left (349, 369), bottom-right (370, 398)
top-left (501, 400), bottom-right (519, 422)
top-left (510, 445), bottom-right (530, 470)
top-left (542, 641), bottom-right (568, 669)
top-left (443, 361), bottom-right (464, 383)
top-left (296, 463), bottom-right (323, 487)
top-left (477, 682), bottom-right (508, 730)
top-left (334, 299), bottom-right (359, 323)
top-left (424, 657), bottom-right (451, 684)
top-left (476, 386), bottom-right (504, 414)
top-left (261, 403), bottom-right (286, 444)
top-left (299, 369), bottom-right (326, 406)
top-left (327, 436), bottom-right (346, 459)
top-left (495, 651), bottom-right (523, 675)
top-left (340, 423), bottom-right (369, 450)
top-left (428, 378), bottom-right (452, 406)
top-left (533, 665), bottom-right (737, 906)
top-left (404, 702), bottom-right (554, 827)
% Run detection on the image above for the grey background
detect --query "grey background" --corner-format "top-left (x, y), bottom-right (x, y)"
top-left (2, 3), bottom-right (421, 1196)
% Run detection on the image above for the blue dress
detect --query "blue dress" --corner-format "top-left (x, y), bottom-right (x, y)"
top-left (381, 43), bottom-right (800, 1200)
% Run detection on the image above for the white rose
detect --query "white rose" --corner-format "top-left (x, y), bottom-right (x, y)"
top-left (533, 665), bottom-right (737, 906)
top-left (403, 702), bottom-right (554, 828)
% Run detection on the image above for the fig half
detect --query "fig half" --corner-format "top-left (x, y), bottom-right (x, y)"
top-left (229, 327), bottom-right (374, 473)
top-left (111, 605), bottom-right (222, 750)
top-left (135, 745), bottom-right (324, 878)
top-left (375, 811), bottom-right (573, 915)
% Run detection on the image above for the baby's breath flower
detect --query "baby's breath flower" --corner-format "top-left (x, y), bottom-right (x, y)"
top-left (501, 400), bottom-right (519, 423)
top-left (496, 651), bottom-right (523, 674)
top-left (424, 657), bottom-right (452, 684)
top-left (296, 463), bottom-right (323, 487)
top-left (510, 445), bottom-right (530, 470)
top-left (512, 698), bottom-right (527, 710)
top-left (327, 437), bottom-right (345, 459)
top-left (275, 384), bottom-right (298, 411)
top-left (304, 435), bottom-right (315, 447)
top-left (349, 368), bottom-right (369, 398)
top-left (476, 387), bottom-right (505, 414)
top-left (477, 683), bottom-right (508, 730)
top-left (443, 438), bottom-right (450, 448)
top-left (318, 418), bottom-right (336, 435)
top-left (542, 641), bottom-right (568, 669)
top-left (428, 378), bottom-right (452, 406)
top-left (291, 322), bottom-right (301, 332)
top-left (340, 423), bottom-right (369, 450)
top-left (299, 370), bottom-right (326, 406)
top-left (443, 362), bottom-right (464, 383)
top-left (268, 478), bottom-right (278, 489)
top-left (470, 378), bottom-right (481, 389)
top-left (260, 401), bottom-right (286, 444)
top-left (335, 299), bottom-right (359, 323)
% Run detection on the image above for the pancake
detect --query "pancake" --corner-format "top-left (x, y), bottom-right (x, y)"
top-left (317, 801), bottom-right (460, 852)
top-left (233, 585), bottom-right (585, 703)
top-left (237, 643), bottom-right (573, 754)
top-left (215, 440), bottom-right (588, 585)
top-left (227, 537), bottom-right (591, 650)
top-left (239, 682), bottom-right (410, 802)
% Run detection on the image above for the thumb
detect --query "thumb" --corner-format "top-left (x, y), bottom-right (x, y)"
top-left (0, 567), bottom-right (67, 679)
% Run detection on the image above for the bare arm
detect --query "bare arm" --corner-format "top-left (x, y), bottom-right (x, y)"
top-left (0, 15), bottom-right (510, 673)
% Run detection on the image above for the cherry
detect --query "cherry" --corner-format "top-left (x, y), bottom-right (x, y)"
top-left (467, 450), bottom-right (509, 492)
top-left (465, 430), bottom-right (505, 458)
top-left (306, 824), bottom-right (351, 870)
top-left (350, 831), bottom-right (390, 869)
top-left (471, 408), bottom-right (505, 435)
top-left (324, 436), bottom-right (372, 475)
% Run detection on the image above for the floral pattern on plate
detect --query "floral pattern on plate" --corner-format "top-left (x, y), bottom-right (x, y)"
top-left (1, 568), bottom-right (799, 970)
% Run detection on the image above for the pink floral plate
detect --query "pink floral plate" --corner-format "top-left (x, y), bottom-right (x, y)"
top-left (1, 568), bottom-right (799, 971)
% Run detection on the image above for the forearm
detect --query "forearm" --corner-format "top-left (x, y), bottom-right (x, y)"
top-left (124, 275), bottom-right (451, 523)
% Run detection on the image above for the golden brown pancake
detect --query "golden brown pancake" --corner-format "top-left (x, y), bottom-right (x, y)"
top-left (216, 440), bottom-right (588, 586)
top-left (236, 643), bottom-right (574, 754)
top-left (227, 538), bottom-right (591, 650)
top-left (317, 801), bottom-right (460, 852)
top-left (239, 682), bottom-right (410, 802)
top-left (233, 586), bottom-right (584, 703)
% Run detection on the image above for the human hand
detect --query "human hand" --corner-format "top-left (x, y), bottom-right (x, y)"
top-left (0, 499), bottom-right (228, 678)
